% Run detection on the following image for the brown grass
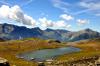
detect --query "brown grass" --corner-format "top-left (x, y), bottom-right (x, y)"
top-left (0, 38), bottom-right (64, 66)
top-left (56, 38), bottom-right (100, 62)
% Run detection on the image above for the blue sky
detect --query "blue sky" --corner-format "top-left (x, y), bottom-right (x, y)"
top-left (0, 0), bottom-right (100, 32)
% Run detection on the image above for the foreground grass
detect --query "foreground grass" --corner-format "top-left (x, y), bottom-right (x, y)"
top-left (0, 38), bottom-right (64, 66)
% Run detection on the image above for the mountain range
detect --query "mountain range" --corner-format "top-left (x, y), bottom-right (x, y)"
top-left (0, 23), bottom-right (100, 42)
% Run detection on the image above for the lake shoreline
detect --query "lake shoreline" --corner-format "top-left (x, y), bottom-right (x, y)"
top-left (17, 47), bottom-right (81, 62)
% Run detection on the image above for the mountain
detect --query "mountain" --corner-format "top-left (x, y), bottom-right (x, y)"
top-left (0, 23), bottom-right (43, 40)
top-left (42, 28), bottom-right (70, 41)
top-left (0, 23), bottom-right (100, 42)
top-left (67, 28), bottom-right (100, 41)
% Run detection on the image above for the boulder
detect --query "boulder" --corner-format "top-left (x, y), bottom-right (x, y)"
top-left (0, 57), bottom-right (10, 66)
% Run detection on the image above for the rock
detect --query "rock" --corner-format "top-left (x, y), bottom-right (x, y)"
top-left (38, 62), bottom-right (45, 66)
top-left (48, 40), bottom-right (61, 43)
top-left (0, 57), bottom-right (10, 66)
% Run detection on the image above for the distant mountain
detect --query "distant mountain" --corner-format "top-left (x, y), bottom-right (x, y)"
top-left (43, 28), bottom-right (70, 41)
top-left (67, 28), bottom-right (100, 41)
top-left (0, 23), bottom-right (43, 40)
top-left (0, 23), bottom-right (100, 42)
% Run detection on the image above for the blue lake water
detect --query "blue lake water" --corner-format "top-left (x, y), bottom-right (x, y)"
top-left (18, 47), bottom-right (80, 61)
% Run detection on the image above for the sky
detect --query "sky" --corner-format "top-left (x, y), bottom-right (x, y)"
top-left (0, 0), bottom-right (100, 32)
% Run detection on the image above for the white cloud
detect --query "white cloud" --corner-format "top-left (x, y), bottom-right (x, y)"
top-left (95, 13), bottom-right (100, 16)
top-left (0, 5), bottom-right (36, 26)
top-left (0, 5), bottom-right (10, 18)
top-left (79, 2), bottom-right (100, 10)
top-left (21, 0), bottom-right (34, 7)
top-left (0, 0), bottom-right (34, 7)
top-left (54, 20), bottom-right (71, 29)
top-left (39, 17), bottom-right (71, 30)
top-left (77, 19), bottom-right (90, 25)
top-left (55, 20), bottom-right (66, 27)
top-left (0, 5), bottom-right (71, 30)
top-left (39, 17), bottom-right (53, 28)
top-left (51, 0), bottom-right (70, 13)
top-left (75, 1), bottom-right (100, 16)
top-left (81, 0), bottom-right (95, 2)
top-left (0, 1), bottom-right (11, 6)
top-left (66, 24), bottom-right (71, 28)
top-left (60, 14), bottom-right (73, 21)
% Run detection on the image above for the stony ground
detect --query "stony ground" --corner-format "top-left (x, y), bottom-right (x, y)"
top-left (44, 38), bottom-right (100, 66)
top-left (45, 56), bottom-right (100, 66)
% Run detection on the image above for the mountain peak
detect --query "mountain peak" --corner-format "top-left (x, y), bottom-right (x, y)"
top-left (0, 23), bottom-right (100, 42)
top-left (45, 28), bottom-right (54, 32)
top-left (84, 28), bottom-right (93, 32)
top-left (32, 27), bottom-right (41, 30)
top-left (78, 28), bottom-right (95, 34)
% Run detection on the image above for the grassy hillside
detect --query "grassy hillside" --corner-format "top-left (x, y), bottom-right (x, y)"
top-left (56, 38), bottom-right (100, 62)
top-left (0, 38), bottom-right (64, 66)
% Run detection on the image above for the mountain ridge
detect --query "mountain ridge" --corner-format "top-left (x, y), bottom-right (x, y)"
top-left (0, 23), bottom-right (100, 42)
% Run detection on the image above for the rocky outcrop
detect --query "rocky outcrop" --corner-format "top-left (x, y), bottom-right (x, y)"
top-left (0, 57), bottom-right (10, 66)
top-left (47, 40), bottom-right (61, 43)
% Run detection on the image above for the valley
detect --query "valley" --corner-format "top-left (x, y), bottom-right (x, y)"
top-left (0, 38), bottom-right (100, 66)
top-left (0, 38), bottom-right (66, 66)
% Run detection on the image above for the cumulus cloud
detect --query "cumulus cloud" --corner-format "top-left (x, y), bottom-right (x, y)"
top-left (55, 20), bottom-right (66, 27)
top-left (0, 5), bottom-right (71, 30)
top-left (55, 20), bottom-right (71, 28)
top-left (39, 17), bottom-right (71, 30)
top-left (54, 20), bottom-right (71, 29)
top-left (39, 17), bottom-right (53, 28)
top-left (0, 5), bottom-right (36, 26)
top-left (0, 5), bottom-right (10, 18)
top-left (60, 14), bottom-right (73, 21)
top-left (77, 19), bottom-right (90, 25)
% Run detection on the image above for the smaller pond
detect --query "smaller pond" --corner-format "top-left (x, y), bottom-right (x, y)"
top-left (17, 47), bottom-right (80, 62)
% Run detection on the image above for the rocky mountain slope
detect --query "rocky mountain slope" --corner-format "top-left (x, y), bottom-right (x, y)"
top-left (0, 23), bottom-right (100, 42)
